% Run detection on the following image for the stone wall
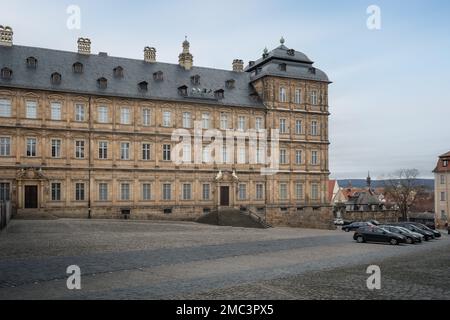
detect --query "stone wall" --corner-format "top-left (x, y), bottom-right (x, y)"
top-left (266, 205), bottom-right (335, 230)
top-left (341, 210), bottom-right (400, 223)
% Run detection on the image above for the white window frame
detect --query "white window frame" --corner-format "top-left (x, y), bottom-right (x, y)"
top-left (142, 108), bottom-right (151, 126)
top-left (142, 143), bottom-right (151, 161)
top-left (120, 183), bottom-right (131, 201)
top-left (238, 184), bottom-right (247, 200)
top-left (120, 142), bottom-right (130, 160)
top-left (202, 184), bottom-right (210, 200)
top-left (120, 107), bottom-right (131, 125)
top-left (0, 137), bottom-right (11, 156)
top-left (75, 183), bottom-right (85, 201)
top-left (295, 120), bottom-right (302, 135)
top-left (50, 102), bottom-right (62, 121)
top-left (280, 119), bottom-right (287, 134)
top-left (182, 112), bottom-right (191, 129)
top-left (182, 183), bottom-right (192, 200)
top-left (98, 141), bottom-right (108, 159)
top-left (26, 101), bottom-right (37, 119)
top-left (255, 117), bottom-right (263, 130)
top-left (162, 183), bottom-right (172, 200)
top-left (294, 89), bottom-right (301, 104)
top-left (279, 87), bottom-right (287, 103)
top-left (162, 111), bottom-right (171, 127)
top-left (26, 137), bottom-right (37, 157)
top-left (295, 150), bottom-right (302, 165)
top-left (311, 120), bottom-right (318, 136)
top-left (163, 144), bottom-right (171, 161)
top-left (280, 149), bottom-right (287, 164)
top-left (296, 183), bottom-right (304, 200)
top-left (256, 183), bottom-right (264, 200)
top-left (99, 183), bottom-right (108, 201)
top-left (238, 116), bottom-right (246, 131)
top-left (142, 183), bottom-right (152, 201)
top-left (202, 113), bottom-right (210, 129)
top-left (311, 151), bottom-right (318, 165)
top-left (98, 106), bottom-right (109, 123)
top-left (311, 90), bottom-right (318, 105)
top-left (75, 104), bottom-right (85, 122)
top-left (220, 113), bottom-right (228, 130)
top-left (311, 183), bottom-right (319, 200)
top-left (0, 99), bottom-right (12, 117)
top-left (51, 139), bottom-right (61, 158)
top-left (51, 182), bottom-right (61, 201)
top-left (279, 183), bottom-right (288, 200)
top-left (75, 140), bottom-right (85, 159)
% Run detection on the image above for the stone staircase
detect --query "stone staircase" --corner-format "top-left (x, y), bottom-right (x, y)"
top-left (196, 208), bottom-right (272, 229)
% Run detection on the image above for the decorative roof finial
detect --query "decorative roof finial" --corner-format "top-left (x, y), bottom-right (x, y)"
top-left (263, 47), bottom-right (268, 54)
top-left (280, 36), bottom-right (285, 45)
top-left (366, 171), bottom-right (372, 188)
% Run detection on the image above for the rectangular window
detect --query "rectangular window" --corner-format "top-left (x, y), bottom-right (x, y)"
top-left (98, 106), bottom-right (108, 123)
top-left (238, 147), bottom-right (246, 164)
top-left (238, 184), bottom-right (247, 200)
top-left (163, 111), bottom-right (171, 127)
top-left (255, 117), bottom-right (263, 130)
top-left (75, 183), bottom-right (85, 201)
top-left (183, 144), bottom-right (191, 162)
top-left (280, 119), bottom-right (287, 133)
top-left (75, 140), bottom-right (85, 159)
top-left (279, 87), bottom-right (287, 103)
top-left (311, 151), bottom-right (318, 165)
top-left (51, 183), bottom-right (61, 201)
top-left (51, 139), bottom-right (61, 158)
top-left (256, 147), bottom-right (264, 164)
top-left (444, 160), bottom-right (449, 167)
top-left (222, 145), bottom-right (228, 163)
top-left (75, 104), bottom-right (85, 122)
top-left (441, 192), bottom-right (446, 202)
top-left (26, 101), bottom-right (37, 119)
top-left (0, 137), bottom-right (11, 156)
top-left (182, 112), bottom-right (191, 128)
top-left (0, 99), bottom-right (12, 117)
top-left (120, 142), bottom-right (130, 160)
top-left (0, 183), bottom-right (10, 201)
top-left (256, 183), bottom-right (264, 200)
top-left (311, 183), bottom-right (319, 200)
top-left (163, 144), bottom-right (171, 161)
top-left (202, 146), bottom-right (210, 164)
top-left (311, 90), bottom-right (318, 105)
top-left (120, 107), bottom-right (131, 125)
top-left (220, 113), bottom-right (228, 130)
top-left (120, 183), bottom-right (130, 201)
top-left (163, 183), bottom-right (171, 200)
top-left (202, 113), bottom-right (210, 129)
top-left (202, 184), bottom-right (210, 200)
top-left (238, 116), bottom-right (246, 131)
top-left (50, 102), bottom-right (62, 120)
top-left (280, 149), bottom-right (287, 164)
top-left (295, 120), bottom-right (302, 135)
top-left (99, 183), bottom-right (108, 201)
top-left (441, 175), bottom-right (446, 185)
top-left (98, 141), bottom-right (108, 159)
top-left (142, 108), bottom-right (151, 126)
top-left (142, 143), bottom-right (151, 160)
top-left (26, 138), bottom-right (36, 157)
top-left (295, 150), bottom-right (302, 165)
top-left (296, 183), bottom-right (304, 200)
top-left (311, 121), bottom-right (318, 136)
top-left (279, 183), bottom-right (288, 200)
top-left (142, 183), bottom-right (151, 201)
top-left (182, 184), bottom-right (192, 200)
top-left (294, 89), bottom-right (301, 104)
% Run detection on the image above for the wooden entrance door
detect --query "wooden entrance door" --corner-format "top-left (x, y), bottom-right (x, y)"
top-left (25, 186), bottom-right (38, 209)
top-left (220, 186), bottom-right (230, 206)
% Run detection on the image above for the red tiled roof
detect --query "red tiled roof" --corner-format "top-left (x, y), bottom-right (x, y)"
top-left (328, 180), bottom-right (336, 202)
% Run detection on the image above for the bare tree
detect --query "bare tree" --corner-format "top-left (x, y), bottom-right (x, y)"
top-left (383, 169), bottom-right (424, 221)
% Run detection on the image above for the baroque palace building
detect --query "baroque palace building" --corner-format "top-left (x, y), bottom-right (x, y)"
top-left (0, 25), bottom-right (333, 228)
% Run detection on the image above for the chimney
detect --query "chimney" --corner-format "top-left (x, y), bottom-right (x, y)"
top-left (232, 59), bottom-right (244, 72)
top-left (77, 37), bottom-right (91, 55)
top-left (178, 37), bottom-right (193, 70)
top-left (144, 47), bottom-right (156, 63)
top-left (0, 25), bottom-right (13, 47)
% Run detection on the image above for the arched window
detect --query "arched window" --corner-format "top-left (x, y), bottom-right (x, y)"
top-left (26, 57), bottom-right (38, 69)
top-left (113, 66), bottom-right (124, 78)
top-left (138, 81), bottom-right (148, 91)
top-left (73, 62), bottom-right (83, 74)
top-left (97, 77), bottom-right (107, 89)
top-left (51, 72), bottom-right (62, 85)
top-left (1, 67), bottom-right (12, 79)
top-left (178, 85), bottom-right (188, 97)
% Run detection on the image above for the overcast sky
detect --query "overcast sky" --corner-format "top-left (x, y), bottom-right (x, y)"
top-left (1, 0), bottom-right (449, 179)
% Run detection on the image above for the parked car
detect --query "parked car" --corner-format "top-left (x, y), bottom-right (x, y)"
top-left (353, 226), bottom-right (407, 245)
top-left (342, 221), bottom-right (374, 232)
top-left (393, 223), bottom-right (435, 241)
top-left (407, 222), bottom-right (441, 238)
top-left (380, 225), bottom-right (422, 244)
top-left (368, 220), bottom-right (380, 226)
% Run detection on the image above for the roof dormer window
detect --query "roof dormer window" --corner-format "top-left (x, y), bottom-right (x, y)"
top-left (138, 81), bottom-right (148, 92)
top-left (214, 89), bottom-right (225, 100)
top-left (225, 79), bottom-right (235, 89)
top-left (191, 75), bottom-right (200, 85)
top-left (113, 66), bottom-right (124, 78)
top-left (279, 63), bottom-right (287, 71)
top-left (97, 77), bottom-right (107, 89)
top-left (178, 85), bottom-right (188, 97)
top-left (1, 67), bottom-right (12, 80)
top-left (153, 71), bottom-right (163, 81)
top-left (73, 62), bottom-right (83, 74)
top-left (51, 72), bottom-right (61, 85)
top-left (308, 67), bottom-right (316, 74)
top-left (444, 160), bottom-right (449, 167)
top-left (26, 57), bottom-right (38, 69)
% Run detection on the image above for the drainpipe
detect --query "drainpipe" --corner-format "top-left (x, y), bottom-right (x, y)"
top-left (88, 96), bottom-right (92, 219)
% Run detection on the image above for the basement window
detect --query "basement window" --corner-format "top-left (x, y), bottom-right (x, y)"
top-left (280, 207), bottom-right (288, 212)
top-left (164, 208), bottom-right (172, 215)
top-left (203, 208), bottom-right (211, 214)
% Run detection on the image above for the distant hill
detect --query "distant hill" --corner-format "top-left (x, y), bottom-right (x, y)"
top-left (337, 179), bottom-right (434, 191)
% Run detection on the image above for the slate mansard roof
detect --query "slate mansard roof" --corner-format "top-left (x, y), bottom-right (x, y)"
top-left (0, 43), bottom-right (330, 107)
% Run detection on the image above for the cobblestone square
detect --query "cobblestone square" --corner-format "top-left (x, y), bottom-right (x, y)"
top-left (0, 219), bottom-right (449, 300)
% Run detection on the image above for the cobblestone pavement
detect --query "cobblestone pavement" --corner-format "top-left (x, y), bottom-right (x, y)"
top-left (0, 219), bottom-right (449, 300)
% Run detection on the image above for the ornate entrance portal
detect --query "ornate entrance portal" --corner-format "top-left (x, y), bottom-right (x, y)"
top-left (220, 186), bottom-right (230, 206)
top-left (214, 170), bottom-right (239, 209)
